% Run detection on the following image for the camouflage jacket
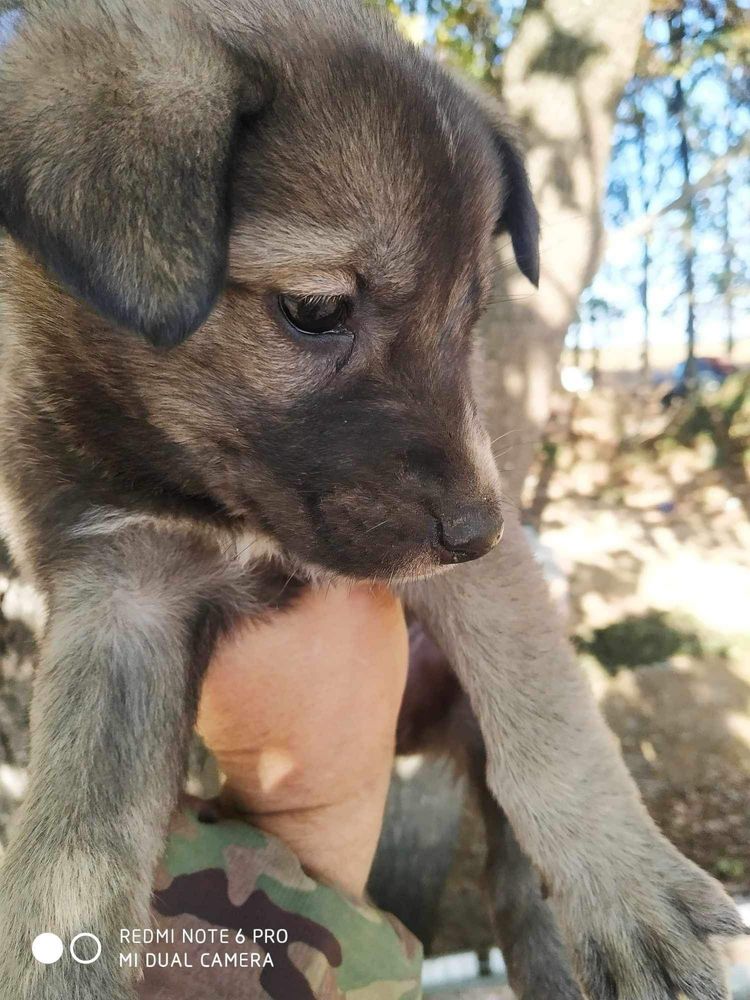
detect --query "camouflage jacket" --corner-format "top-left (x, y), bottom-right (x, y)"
top-left (136, 802), bottom-right (423, 1000)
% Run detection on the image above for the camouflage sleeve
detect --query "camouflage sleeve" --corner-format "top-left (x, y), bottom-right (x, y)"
top-left (136, 799), bottom-right (423, 1000)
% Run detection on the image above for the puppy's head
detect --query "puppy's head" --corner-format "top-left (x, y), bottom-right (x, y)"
top-left (0, 0), bottom-right (539, 580)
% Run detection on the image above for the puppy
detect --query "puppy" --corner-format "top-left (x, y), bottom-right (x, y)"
top-left (389, 627), bottom-right (585, 999)
top-left (0, 1), bottom-right (742, 998)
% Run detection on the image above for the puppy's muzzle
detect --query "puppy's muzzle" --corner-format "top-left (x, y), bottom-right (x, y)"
top-left (435, 502), bottom-right (504, 564)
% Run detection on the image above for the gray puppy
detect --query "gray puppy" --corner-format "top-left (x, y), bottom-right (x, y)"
top-left (0, 1), bottom-right (743, 998)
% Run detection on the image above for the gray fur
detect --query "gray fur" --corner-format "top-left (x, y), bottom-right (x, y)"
top-left (464, 713), bottom-right (584, 1000)
top-left (403, 517), bottom-right (743, 998)
top-left (0, 527), bottom-right (260, 999)
top-left (0, 2), bottom-right (743, 999)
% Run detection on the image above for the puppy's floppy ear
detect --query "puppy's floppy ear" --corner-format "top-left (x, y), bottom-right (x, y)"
top-left (0, 1), bottom-right (264, 347)
top-left (491, 128), bottom-right (540, 288)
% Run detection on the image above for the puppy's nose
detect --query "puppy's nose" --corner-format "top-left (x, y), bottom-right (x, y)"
top-left (437, 505), bottom-right (504, 563)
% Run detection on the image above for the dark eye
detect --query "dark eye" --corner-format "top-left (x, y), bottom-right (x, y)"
top-left (278, 294), bottom-right (349, 336)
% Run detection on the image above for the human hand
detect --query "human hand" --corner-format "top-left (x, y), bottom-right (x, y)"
top-left (196, 583), bottom-right (408, 898)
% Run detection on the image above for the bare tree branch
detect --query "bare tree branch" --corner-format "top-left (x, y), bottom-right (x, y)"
top-left (609, 137), bottom-right (750, 248)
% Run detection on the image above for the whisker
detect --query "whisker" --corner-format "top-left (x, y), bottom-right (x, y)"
top-left (493, 443), bottom-right (519, 461)
top-left (276, 570), bottom-right (297, 601)
top-left (485, 290), bottom-right (538, 306)
top-left (493, 435), bottom-right (538, 460)
top-left (233, 537), bottom-right (258, 562)
top-left (363, 517), bottom-right (390, 534)
top-left (499, 493), bottom-right (521, 513)
top-left (489, 428), bottom-right (519, 447)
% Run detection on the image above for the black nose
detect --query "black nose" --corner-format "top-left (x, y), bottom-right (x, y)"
top-left (437, 505), bottom-right (504, 563)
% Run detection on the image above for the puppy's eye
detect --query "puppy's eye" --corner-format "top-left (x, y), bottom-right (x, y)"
top-left (278, 294), bottom-right (349, 336)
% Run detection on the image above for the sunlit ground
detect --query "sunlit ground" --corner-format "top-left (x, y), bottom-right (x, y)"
top-left (425, 380), bottom-right (750, 996)
top-left (526, 382), bottom-right (750, 893)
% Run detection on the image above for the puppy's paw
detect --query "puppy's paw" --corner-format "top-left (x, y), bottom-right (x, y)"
top-left (556, 838), bottom-right (744, 1000)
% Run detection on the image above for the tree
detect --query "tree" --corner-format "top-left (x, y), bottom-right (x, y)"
top-left (480, 0), bottom-right (650, 494)
top-left (670, 6), bottom-right (699, 384)
top-left (590, 0), bottom-right (750, 385)
top-left (382, 2), bottom-right (650, 499)
top-left (580, 293), bottom-right (624, 384)
top-left (608, 78), bottom-right (665, 378)
top-left (635, 102), bottom-right (654, 378)
top-left (373, 0), bottom-right (652, 952)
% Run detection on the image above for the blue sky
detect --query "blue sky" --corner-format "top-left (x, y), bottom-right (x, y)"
top-left (393, 2), bottom-right (750, 366)
top-left (0, 9), bottom-right (20, 45)
top-left (573, 5), bottom-right (750, 364)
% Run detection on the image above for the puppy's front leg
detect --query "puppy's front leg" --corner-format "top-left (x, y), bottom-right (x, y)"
top-left (0, 527), bottom-right (240, 1000)
top-left (458, 711), bottom-right (582, 1000)
top-left (404, 513), bottom-right (744, 1000)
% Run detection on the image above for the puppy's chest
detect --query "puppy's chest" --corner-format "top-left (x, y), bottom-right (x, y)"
top-left (70, 506), bottom-right (298, 592)
top-left (224, 528), bottom-right (284, 570)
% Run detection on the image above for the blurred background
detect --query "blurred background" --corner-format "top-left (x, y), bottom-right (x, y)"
top-left (1, 0), bottom-right (749, 996)
top-left (368, 0), bottom-right (750, 996)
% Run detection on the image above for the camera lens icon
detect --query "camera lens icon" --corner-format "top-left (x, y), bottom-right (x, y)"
top-left (31, 934), bottom-right (64, 965)
top-left (32, 932), bottom-right (102, 965)
top-left (70, 932), bottom-right (102, 964)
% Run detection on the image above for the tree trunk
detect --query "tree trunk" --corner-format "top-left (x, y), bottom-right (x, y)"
top-left (641, 232), bottom-right (651, 379)
top-left (670, 9), bottom-right (698, 388)
top-left (637, 98), bottom-right (652, 380)
top-left (374, 1), bottom-right (652, 953)
top-left (720, 165), bottom-right (735, 359)
top-left (480, 0), bottom-right (650, 498)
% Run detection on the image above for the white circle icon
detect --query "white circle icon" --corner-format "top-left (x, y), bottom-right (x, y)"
top-left (32, 933), bottom-right (64, 965)
top-left (70, 932), bottom-right (102, 965)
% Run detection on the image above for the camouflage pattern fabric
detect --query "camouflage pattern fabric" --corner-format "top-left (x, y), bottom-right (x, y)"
top-left (138, 800), bottom-right (423, 1000)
